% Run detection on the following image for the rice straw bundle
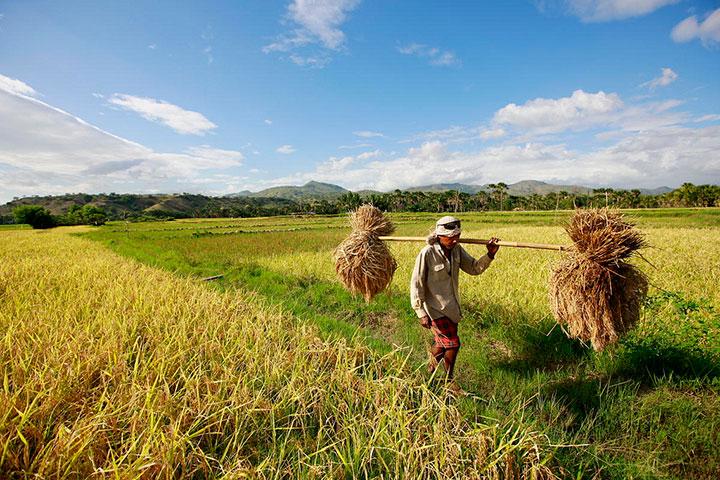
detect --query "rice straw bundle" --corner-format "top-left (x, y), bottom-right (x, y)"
top-left (334, 205), bottom-right (398, 301)
top-left (550, 209), bottom-right (649, 351)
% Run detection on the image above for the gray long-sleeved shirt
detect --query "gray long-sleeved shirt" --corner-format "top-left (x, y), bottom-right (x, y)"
top-left (410, 242), bottom-right (493, 323)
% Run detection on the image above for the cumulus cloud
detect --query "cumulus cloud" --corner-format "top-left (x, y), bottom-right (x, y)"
top-left (108, 94), bottom-right (217, 135)
top-left (493, 90), bottom-right (624, 135)
top-left (564, 0), bottom-right (678, 22)
top-left (671, 8), bottom-right (720, 47)
top-left (263, 0), bottom-right (360, 66)
top-left (397, 43), bottom-right (461, 67)
top-left (640, 67), bottom-right (678, 90)
top-left (0, 84), bottom-right (243, 203)
top-left (0, 73), bottom-right (39, 97)
top-left (276, 144), bottom-right (296, 154)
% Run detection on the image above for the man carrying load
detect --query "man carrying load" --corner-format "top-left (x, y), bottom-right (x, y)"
top-left (410, 216), bottom-right (500, 390)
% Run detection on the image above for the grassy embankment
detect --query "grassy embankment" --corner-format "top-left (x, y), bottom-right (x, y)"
top-left (81, 208), bottom-right (720, 478)
top-left (1, 228), bottom-right (559, 478)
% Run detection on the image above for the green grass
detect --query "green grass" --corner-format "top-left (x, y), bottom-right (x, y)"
top-left (81, 208), bottom-right (720, 478)
top-left (0, 224), bottom-right (30, 230)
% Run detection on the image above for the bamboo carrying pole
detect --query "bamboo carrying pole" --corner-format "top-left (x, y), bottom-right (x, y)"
top-left (378, 236), bottom-right (570, 252)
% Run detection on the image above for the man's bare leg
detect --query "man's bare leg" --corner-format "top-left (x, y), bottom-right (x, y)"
top-left (443, 347), bottom-right (459, 380)
top-left (428, 344), bottom-right (444, 374)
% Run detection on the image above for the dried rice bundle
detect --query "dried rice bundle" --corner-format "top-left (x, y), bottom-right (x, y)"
top-left (550, 208), bottom-right (648, 351)
top-left (334, 205), bottom-right (397, 301)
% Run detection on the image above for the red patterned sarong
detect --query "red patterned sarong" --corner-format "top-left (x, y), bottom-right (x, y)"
top-left (430, 316), bottom-right (460, 349)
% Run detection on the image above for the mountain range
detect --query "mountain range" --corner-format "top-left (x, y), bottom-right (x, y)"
top-left (228, 180), bottom-right (672, 200)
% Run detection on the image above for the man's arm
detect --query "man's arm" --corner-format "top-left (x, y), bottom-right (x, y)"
top-left (459, 237), bottom-right (500, 275)
top-left (410, 249), bottom-right (429, 321)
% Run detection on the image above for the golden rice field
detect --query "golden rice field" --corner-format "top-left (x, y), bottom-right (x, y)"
top-left (2, 208), bottom-right (719, 478)
top-left (0, 228), bottom-right (558, 479)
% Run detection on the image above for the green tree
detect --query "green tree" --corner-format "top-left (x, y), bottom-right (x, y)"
top-left (12, 205), bottom-right (56, 229)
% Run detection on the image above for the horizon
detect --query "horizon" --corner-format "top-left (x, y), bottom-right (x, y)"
top-left (1, 1), bottom-right (719, 204)
top-left (3, 178), bottom-right (683, 203)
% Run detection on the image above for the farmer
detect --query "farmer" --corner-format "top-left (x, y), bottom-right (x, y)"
top-left (410, 216), bottom-right (499, 388)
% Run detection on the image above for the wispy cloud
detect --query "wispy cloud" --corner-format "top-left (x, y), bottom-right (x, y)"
top-left (338, 143), bottom-right (373, 149)
top-left (276, 144), bottom-right (296, 154)
top-left (671, 8), bottom-right (720, 48)
top-left (288, 53), bottom-right (331, 68)
top-left (0, 73), bottom-right (39, 98)
top-left (397, 43), bottom-right (460, 67)
top-left (562, 0), bottom-right (678, 22)
top-left (640, 67), bottom-right (678, 90)
top-left (264, 119), bottom-right (273, 125)
top-left (353, 130), bottom-right (384, 138)
top-left (108, 94), bottom-right (217, 135)
top-left (263, 0), bottom-right (361, 67)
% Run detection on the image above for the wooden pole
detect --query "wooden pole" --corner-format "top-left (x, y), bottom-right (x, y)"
top-left (378, 236), bottom-right (570, 252)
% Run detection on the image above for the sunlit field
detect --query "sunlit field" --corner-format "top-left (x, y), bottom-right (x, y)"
top-left (2, 208), bottom-right (719, 478)
top-left (0, 228), bottom-right (556, 478)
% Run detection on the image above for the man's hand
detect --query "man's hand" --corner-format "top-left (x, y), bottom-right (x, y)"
top-left (486, 237), bottom-right (500, 259)
top-left (420, 315), bottom-right (432, 329)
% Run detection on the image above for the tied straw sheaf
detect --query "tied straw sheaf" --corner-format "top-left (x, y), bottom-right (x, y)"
top-left (334, 205), bottom-right (649, 351)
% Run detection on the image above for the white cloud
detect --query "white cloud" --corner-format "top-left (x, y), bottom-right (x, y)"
top-left (108, 94), bottom-right (217, 135)
top-left (276, 144), bottom-right (296, 154)
top-left (288, 54), bottom-right (332, 68)
top-left (357, 149), bottom-right (380, 160)
top-left (269, 124), bottom-right (720, 192)
top-left (263, 0), bottom-right (360, 66)
top-left (565, 0), bottom-right (678, 22)
top-left (640, 67), bottom-right (678, 89)
top-left (480, 128), bottom-right (506, 140)
top-left (493, 90), bottom-right (623, 135)
top-left (264, 119), bottom-right (273, 125)
top-left (148, 44), bottom-right (157, 50)
top-left (0, 73), bottom-right (38, 98)
top-left (0, 86), bottom-right (242, 203)
top-left (338, 142), bottom-right (373, 149)
top-left (694, 114), bottom-right (720, 123)
top-left (397, 43), bottom-right (461, 67)
top-left (287, 0), bottom-right (360, 49)
top-left (353, 130), bottom-right (384, 138)
top-left (671, 8), bottom-right (720, 47)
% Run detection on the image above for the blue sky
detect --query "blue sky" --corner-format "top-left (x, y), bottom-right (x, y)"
top-left (1, 0), bottom-right (719, 203)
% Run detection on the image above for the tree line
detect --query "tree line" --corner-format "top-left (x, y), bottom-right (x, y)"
top-left (6, 183), bottom-right (719, 228)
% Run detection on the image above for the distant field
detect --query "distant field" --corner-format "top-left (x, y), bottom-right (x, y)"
top-left (2, 208), bottom-right (718, 478)
top-left (0, 224), bottom-right (29, 230)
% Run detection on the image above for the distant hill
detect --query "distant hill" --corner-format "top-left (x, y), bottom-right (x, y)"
top-left (407, 183), bottom-right (485, 194)
top-left (639, 186), bottom-right (672, 195)
top-left (505, 180), bottom-right (592, 196)
top-left (229, 181), bottom-right (350, 201)
top-left (408, 180), bottom-right (592, 196)
top-left (0, 193), bottom-right (297, 219)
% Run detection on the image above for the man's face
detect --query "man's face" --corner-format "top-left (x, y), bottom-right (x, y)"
top-left (438, 233), bottom-right (460, 250)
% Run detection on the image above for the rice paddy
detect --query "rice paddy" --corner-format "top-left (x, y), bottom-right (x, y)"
top-left (2, 208), bottom-right (719, 478)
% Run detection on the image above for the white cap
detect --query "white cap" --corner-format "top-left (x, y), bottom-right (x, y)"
top-left (435, 216), bottom-right (461, 236)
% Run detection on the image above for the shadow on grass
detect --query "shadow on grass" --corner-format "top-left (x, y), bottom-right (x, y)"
top-left (611, 340), bottom-right (720, 380)
top-left (479, 311), bottom-right (593, 374)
